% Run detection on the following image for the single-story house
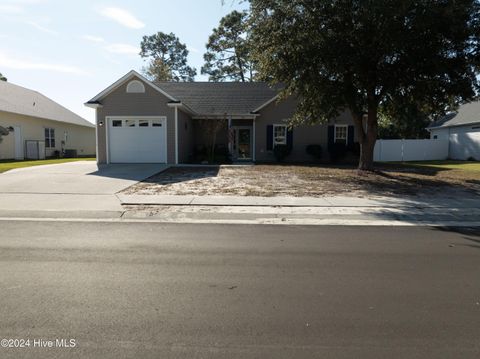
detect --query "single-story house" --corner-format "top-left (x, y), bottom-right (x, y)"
top-left (427, 101), bottom-right (480, 160)
top-left (86, 70), bottom-right (357, 164)
top-left (0, 81), bottom-right (96, 160)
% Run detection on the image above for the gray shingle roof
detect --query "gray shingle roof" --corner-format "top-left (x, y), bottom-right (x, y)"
top-left (0, 81), bottom-right (94, 128)
top-left (154, 81), bottom-right (282, 115)
top-left (429, 101), bottom-right (480, 129)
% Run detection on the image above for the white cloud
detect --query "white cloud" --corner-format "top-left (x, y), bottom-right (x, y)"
top-left (0, 52), bottom-right (87, 75)
top-left (105, 43), bottom-right (139, 55)
top-left (99, 7), bottom-right (145, 29)
top-left (3, 0), bottom-right (46, 3)
top-left (0, 5), bottom-right (24, 13)
top-left (82, 35), bottom-right (105, 43)
top-left (189, 47), bottom-right (200, 54)
top-left (25, 20), bottom-right (58, 36)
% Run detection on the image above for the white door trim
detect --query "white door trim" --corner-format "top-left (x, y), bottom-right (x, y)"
top-left (232, 125), bottom-right (253, 160)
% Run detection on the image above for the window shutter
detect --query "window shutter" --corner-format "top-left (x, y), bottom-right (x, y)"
top-left (266, 125), bottom-right (273, 150)
top-left (286, 128), bottom-right (293, 149)
top-left (348, 125), bottom-right (354, 145)
top-left (328, 126), bottom-right (334, 146)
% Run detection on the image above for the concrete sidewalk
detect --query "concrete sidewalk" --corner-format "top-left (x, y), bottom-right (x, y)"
top-left (0, 191), bottom-right (479, 226)
top-left (117, 193), bottom-right (480, 208)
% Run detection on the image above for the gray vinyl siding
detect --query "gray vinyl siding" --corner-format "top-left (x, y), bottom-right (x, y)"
top-left (96, 76), bottom-right (175, 164)
top-left (254, 97), bottom-right (356, 162)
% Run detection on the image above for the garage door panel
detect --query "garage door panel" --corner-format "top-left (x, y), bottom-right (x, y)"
top-left (108, 117), bottom-right (167, 163)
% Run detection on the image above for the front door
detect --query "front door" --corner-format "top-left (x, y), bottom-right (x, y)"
top-left (234, 127), bottom-right (252, 160)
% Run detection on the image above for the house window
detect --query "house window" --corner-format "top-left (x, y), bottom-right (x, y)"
top-left (45, 128), bottom-right (55, 148)
top-left (112, 120), bottom-right (122, 127)
top-left (138, 119), bottom-right (149, 127)
top-left (126, 80), bottom-right (145, 93)
top-left (334, 125), bottom-right (348, 144)
top-left (273, 124), bottom-right (287, 147)
top-left (433, 135), bottom-right (438, 139)
top-left (152, 119), bottom-right (163, 127)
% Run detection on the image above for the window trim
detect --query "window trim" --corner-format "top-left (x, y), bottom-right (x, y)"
top-left (44, 127), bottom-right (55, 148)
top-left (273, 124), bottom-right (287, 147)
top-left (126, 80), bottom-right (146, 93)
top-left (334, 124), bottom-right (348, 144)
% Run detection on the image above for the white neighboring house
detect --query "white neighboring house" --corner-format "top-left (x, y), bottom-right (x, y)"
top-left (0, 81), bottom-right (95, 160)
top-left (427, 101), bottom-right (480, 160)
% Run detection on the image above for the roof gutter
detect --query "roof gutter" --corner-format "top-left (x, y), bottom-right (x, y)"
top-left (427, 120), bottom-right (480, 130)
top-left (167, 101), bottom-right (197, 116)
top-left (192, 113), bottom-right (258, 120)
top-left (84, 102), bottom-right (103, 109)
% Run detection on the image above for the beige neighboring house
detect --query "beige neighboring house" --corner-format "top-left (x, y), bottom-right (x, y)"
top-left (0, 81), bottom-right (95, 160)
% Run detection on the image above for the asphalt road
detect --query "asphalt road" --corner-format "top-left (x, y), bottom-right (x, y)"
top-left (0, 222), bottom-right (479, 359)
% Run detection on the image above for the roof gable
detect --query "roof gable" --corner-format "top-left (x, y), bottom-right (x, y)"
top-left (429, 100), bottom-right (480, 129)
top-left (0, 81), bottom-right (94, 128)
top-left (86, 70), bottom-right (177, 105)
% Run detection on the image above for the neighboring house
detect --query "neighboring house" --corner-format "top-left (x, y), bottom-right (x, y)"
top-left (0, 81), bottom-right (96, 160)
top-left (86, 70), bottom-right (357, 164)
top-left (427, 101), bottom-right (480, 160)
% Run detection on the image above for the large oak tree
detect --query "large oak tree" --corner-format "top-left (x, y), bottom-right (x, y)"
top-left (249, 0), bottom-right (480, 170)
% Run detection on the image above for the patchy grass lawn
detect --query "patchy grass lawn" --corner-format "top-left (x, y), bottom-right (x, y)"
top-left (394, 160), bottom-right (480, 172)
top-left (0, 158), bottom-right (96, 173)
top-left (123, 163), bottom-right (480, 197)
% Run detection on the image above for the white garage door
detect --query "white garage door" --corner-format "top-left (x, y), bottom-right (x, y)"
top-left (108, 117), bottom-right (167, 163)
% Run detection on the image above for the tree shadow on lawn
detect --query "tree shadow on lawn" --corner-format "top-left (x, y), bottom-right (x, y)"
top-left (294, 163), bottom-right (479, 196)
top-left (347, 172), bottom-right (476, 196)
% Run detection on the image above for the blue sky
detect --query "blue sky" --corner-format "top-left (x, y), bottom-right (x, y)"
top-left (0, 0), bottom-right (248, 123)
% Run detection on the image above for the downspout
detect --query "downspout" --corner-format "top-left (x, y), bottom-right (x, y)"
top-left (95, 108), bottom-right (99, 164)
top-left (252, 116), bottom-right (256, 162)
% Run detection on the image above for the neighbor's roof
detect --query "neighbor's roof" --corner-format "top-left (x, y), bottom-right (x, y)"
top-left (0, 81), bottom-right (94, 128)
top-left (428, 100), bottom-right (480, 129)
top-left (155, 81), bottom-right (282, 115)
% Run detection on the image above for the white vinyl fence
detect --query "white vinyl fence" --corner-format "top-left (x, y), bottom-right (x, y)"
top-left (373, 139), bottom-right (449, 162)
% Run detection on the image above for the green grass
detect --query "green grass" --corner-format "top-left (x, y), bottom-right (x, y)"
top-left (0, 158), bottom-right (96, 173)
top-left (396, 160), bottom-right (480, 172)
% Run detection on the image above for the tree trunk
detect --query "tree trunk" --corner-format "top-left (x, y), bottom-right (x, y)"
top-left (352, 99), bottom-right (378, 172)
top-left (358, 133), bottom-right (376, 171)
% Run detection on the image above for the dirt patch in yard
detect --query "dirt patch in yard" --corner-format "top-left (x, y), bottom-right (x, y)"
top-left (122, 164), bottom-right (480, 197)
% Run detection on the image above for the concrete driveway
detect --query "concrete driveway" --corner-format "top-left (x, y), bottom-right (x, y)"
top-left (0, 161), bottom-right (167, 214)
top-left (0, 161), bottom-right (167, 194)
